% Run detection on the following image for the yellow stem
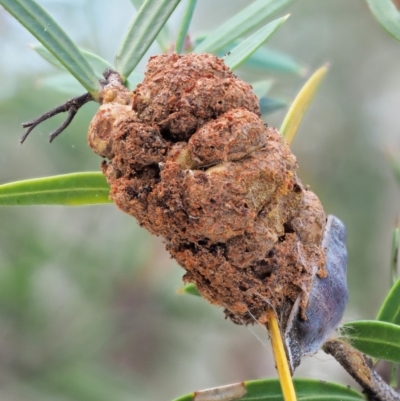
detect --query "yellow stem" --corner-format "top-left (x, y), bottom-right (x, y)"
top-left (266, 308), bottom-right (297, 401)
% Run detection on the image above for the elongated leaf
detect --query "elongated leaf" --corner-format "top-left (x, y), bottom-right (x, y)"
top-left (39, 74), bottom-right (85, 95)
top-left (31, 43), bottom-right (64, 69)
top-left (0, 173), bottom-right (111, 206)
top-left (280, 65), bottom-right (328, 145)
top-left (240, 46), bottom-right (306, 75)
top-left (115, 0), bottom-right (181, 80)
top-left (342, 320), bottom-right (400, 363)
top-left (0, 0), bottom-right (100, 97)
top-left (260, 97), bottom-right (287, 115)
top-left (40, 72), bottom-right (144, 95)
top-left (366, 0), bottom-right (400, 43)
top-left (175, 0), bottom-right (198, 54)
top-left (195, 34), bottom-right (305, 75)
top-left (171, 378), bottom-right (365, 401)
top-left (224, 16), bottom-right (289, 71)
top-left (32, 44), bottom-right (113, 77)
top-left (129, 0), bottom-right (171, 52)
top-left (179, 283), bottom-right (201, 296)
top-left (193, 0), bottom-right (294, 54)
top-left (377, 278), bottom-right (400, 325)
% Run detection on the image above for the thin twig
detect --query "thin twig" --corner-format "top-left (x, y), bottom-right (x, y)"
top-left (20, 92), bottom-right (93, 144)
top-left (323, 339), bottom-right (400, 401)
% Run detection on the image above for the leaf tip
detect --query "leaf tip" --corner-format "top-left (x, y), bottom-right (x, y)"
top-left (276, 14), bottom-right (290, 28)
top-left (281, 63), bottom-right (329, 145)
top-left (322, 61), bottom-right (330, 71)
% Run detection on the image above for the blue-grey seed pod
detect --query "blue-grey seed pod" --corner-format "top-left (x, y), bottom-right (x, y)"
top-left (285, 215), bottom-right (348, 372)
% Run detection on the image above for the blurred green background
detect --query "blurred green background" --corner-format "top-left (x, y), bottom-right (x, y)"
top-left (1, 0), bottom-right (400, 400)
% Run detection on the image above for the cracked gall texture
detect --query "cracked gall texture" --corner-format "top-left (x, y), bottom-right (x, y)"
top-left (88, 53), bottom-right (327, 326)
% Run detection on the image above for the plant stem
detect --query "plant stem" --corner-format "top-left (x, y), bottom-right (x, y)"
top-left (323, 339), bottom-right (400, 401)
top-left (266, 308), bottom-right (297, 401)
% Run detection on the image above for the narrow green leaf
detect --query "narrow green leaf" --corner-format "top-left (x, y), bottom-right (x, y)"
top-left (342, 320), bottom-right (400, 363)
top-left (260, 97), bottom-right (287, 115)
top-left (171, 378), bottom-right (365, 401)
top-left (0, 173), bottom-right (112, 206)
top-left (129, 0), bottom-right (171, 52)
top-left (175, 0), bottom-right (198, 54)
top-left (252, 79), bottom-right (273, 98)
top-left (0, 0), bottom-right (100, 97)
top-left (39, 74), bottom-right (85, 95)
top-left (366, 0), bottom-right (400, 43)
top-left (224, 16), bottom-right (289, 71)
top-left (377, 278), bottom-right (400, 325)
top-left (244, 379), bottom-right (365, 401)
top-left (81, 52), bottom-right (110, 76)
top-left (31, 43), bottom-right (64, 69)
top-left (194, 33), bottom-right (305, 75)
top-left (178, 283), bottom-right (201, 296)
top-left (115, 0), bottom-right (182, 80)
top-left (39, 71), bottom-right (144, 95)
top-left (193, 0), bottom-right (295, 54)
top-left (32, 44), bottom-right (114, 77)
top-left (240, 46), bottom-right (306, 75)
top-left (280, 65), bottom-right (328, 145)
top-left (194, 35), bottom-right (306, 75)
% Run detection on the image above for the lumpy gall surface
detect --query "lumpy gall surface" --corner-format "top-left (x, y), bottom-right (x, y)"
top-left (88, 53), bottom-right (327, 327)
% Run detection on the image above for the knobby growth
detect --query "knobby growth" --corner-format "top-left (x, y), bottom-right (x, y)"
top-left (88, 53), bottom-right (348, 370)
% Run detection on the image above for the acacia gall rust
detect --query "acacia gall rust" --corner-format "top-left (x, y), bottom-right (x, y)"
top-left (88, 53), bottom-right (348, 370)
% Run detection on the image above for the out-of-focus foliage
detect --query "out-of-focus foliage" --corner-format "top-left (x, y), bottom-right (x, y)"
top-left (366, 0), bottom-right (400, 43)
top-left (175, 0), bottom-right (197, 54)
top-left (193, 0), bottom-right (294, 53)
top-left (0, 0), bottom-right (399, 400)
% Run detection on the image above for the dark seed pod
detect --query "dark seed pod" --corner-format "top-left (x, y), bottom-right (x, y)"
top-left (284, 215), bottom-right (348, 372)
